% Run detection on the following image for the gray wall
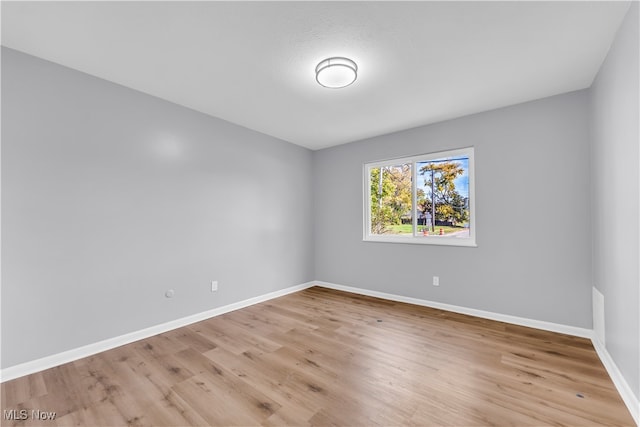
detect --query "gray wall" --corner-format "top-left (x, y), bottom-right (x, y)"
top-left (314, 90), bottom-right (592, 328)
top-left (1, 48), bottom-right (314, 368)
top-left (590, 2), bottom-right (639, 400)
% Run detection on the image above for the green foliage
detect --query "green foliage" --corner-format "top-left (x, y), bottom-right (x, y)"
top-left (370, 164), bottom-right (412, 234)
top-left (419, 161), bottom-right (469, 226)
top-left (369, 160), bottom-right (468, 235)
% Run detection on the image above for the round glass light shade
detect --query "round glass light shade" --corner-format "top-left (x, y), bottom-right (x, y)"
top-left (315, 57), bottom-right (358, 88)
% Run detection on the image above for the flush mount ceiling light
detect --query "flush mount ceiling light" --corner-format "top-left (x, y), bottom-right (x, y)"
top-left (315, 57), bottom-right (358, 89)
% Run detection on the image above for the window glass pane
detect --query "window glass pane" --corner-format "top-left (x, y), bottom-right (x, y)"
top-left (416, 156), bottom-right (470, 238)
top-left (369, 163), bottom-right (412, 235)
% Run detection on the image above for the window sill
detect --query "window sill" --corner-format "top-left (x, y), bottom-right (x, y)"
top-left (363, 235), bottom-right (477, 247)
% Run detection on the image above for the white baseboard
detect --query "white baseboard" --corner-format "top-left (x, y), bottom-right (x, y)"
top-left (592, 335), bottom-right (640, 426)
top-left (315, 280), bottom-right (639, 425)
top-left (314, 281), bottom-right (592, 338)
top-left (0, 281), bottom-right (316, 383)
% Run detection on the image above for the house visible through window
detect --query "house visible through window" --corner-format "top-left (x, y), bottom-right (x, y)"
top-left (364, 147), bottom-right (476, 247)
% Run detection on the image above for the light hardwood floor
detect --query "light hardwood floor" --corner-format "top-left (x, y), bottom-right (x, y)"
top-left (1, 287), bottom-right (635, 426)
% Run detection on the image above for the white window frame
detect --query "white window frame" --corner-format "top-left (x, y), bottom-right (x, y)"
top-left (363, 147), bottom-right (476, 247)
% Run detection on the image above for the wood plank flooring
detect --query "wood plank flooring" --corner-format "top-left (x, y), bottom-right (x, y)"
top-left (1, 287), bottom-right (635, 426)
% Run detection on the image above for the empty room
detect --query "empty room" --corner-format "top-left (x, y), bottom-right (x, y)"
top-left (1, 1), bottom-right (638, 426)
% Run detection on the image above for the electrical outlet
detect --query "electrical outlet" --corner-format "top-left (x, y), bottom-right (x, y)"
top-left (433, 276), bottom-right (440, 286)
top-left (211, 280), bottom-right (218, 292)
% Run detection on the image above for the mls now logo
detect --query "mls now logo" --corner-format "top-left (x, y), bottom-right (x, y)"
top-left (3, 409), bottom-right (56, 421)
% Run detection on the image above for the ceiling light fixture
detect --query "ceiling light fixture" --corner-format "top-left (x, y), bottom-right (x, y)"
top-left (315, 57), bottom-right (358, 89)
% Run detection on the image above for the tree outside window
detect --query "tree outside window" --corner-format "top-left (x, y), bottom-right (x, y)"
top-left (364, 147), bottom-right (475, 247)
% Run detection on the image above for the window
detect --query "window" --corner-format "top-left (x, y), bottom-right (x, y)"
top-left (364, 147), bottom-right (476, 247)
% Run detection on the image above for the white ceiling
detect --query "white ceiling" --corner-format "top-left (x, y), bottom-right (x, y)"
top-left (1, 1), bottom-right (631, 150)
